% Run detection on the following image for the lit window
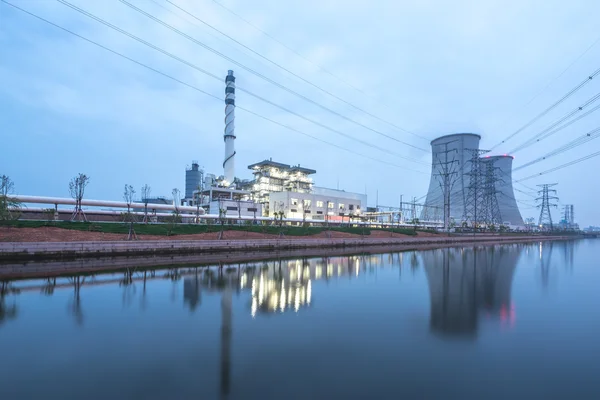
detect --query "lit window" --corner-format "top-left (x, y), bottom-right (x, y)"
top-left (327, 202), bottom-right (334, 209)
top-left (303, 199), bottom-right (312, 207)
top-left (316, 201), bottom-right (324, 208)
top-left (339, 203), bottom-right (345, 210)
top-left (291, 198), bottom-right (298, 205)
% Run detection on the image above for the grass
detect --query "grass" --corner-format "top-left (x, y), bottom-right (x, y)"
top-left (0, 220), bottom-right (419, 237)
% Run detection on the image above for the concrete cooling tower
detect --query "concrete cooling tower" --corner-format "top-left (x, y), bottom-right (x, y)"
top-left (422, 133), bottom-right (481, 222)
top-left (481, 155), bottom-right (524, 227)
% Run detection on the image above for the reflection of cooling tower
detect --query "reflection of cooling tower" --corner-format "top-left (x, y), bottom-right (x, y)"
top-left (422, 245), bottom-right (520, 338)
top-left (481, 155), bottom-right (524, 227)
top-left (422, 133), bottom-right (481, 221)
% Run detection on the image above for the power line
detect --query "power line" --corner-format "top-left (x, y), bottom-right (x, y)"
top-left (209, 0), bottom-right (430, 141)
top-left (514, 125), bottom-right (600, 171)
top-left (161, 0), bottom-right (426, 143)
top-left (516, 149), bottom-right (600, 182)
top-left (115, 0), bottom-right (428, 153)
top-left (52, 0), bottom-right (427, 165)
top-left (509, 91), bottom-right (600, 154)
top-left (491, 64), bottom-right (600, 150)
top-left (1, 0), bottom-right (427, 175)
top-left (495, 32), bottom-right (600, 132)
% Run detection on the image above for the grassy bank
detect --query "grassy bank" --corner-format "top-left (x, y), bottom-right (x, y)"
top-left (0, 220), bottom-right (427, 237)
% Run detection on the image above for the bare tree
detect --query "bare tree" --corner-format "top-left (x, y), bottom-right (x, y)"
top-left (0, 175), bottom-right (21, 221)
top-left (301, 199), bottom-right (309, 225)
top-left (141, 184), bottom-right (151, 224)
top-left (123, 184), bottom-right (137, 240)
top-left (167, 188), bottom-right (182, 236)
top-left (69, 173), bottom-right (89, 222)
top-left (218, 198), bottom-right (226, 240)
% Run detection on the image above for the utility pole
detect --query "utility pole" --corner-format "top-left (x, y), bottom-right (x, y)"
top-left (433, 141), bottom-right (459, 230)
top-left (536, 184), bottom-right (558, 230)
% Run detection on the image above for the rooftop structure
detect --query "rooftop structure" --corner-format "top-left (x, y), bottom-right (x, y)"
top-left (248, 159), bottom-right (316, 214)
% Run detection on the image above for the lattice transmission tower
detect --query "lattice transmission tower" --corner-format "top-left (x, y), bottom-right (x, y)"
top-left (433, 141), bottom-right (459, 230)
top-left (463, 149), bottom-right (489, 227)
top-left (480, 158), bottom-right (504, 226)
top-left (536, 184), bottom-right (558, 229)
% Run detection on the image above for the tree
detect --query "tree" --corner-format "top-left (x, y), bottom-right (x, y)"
top-left (123, 184), bottom-right (137, 240)
top-left (0, 175), bottom-right (21, 221)
top-left (237, 198), bottom-right (242, 224)
top-left (167, 188), bottom-right (182, 236)
top-left (301, 199), bottom-right (309, 224)
top-left (218, 199), bottom-right (226, 240)
top-left (411, 218), bottom-right (420, 231)
top-left (43, 208), bottom-right (56, 223)
top-left (141, 184), bottom-right (151, 224)
top-left (69, 173), bottom-right (89, 222)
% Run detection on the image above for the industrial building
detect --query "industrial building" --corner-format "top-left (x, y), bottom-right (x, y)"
top-left (422, 133), bottom-right (524, 228)
top-left (178, 69), bottom-right (367, 222)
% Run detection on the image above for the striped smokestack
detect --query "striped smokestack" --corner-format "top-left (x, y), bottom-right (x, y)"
top-left (223, 70), bottom-right (236, 185)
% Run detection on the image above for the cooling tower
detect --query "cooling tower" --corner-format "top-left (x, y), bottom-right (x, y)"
top-left (422, 133), bottom-right (481, 222)
top-left (481, 155), bottom-right (524, 227)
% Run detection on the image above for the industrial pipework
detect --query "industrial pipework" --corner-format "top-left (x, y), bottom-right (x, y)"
top-left (223, 70), bottom-right (236, 185)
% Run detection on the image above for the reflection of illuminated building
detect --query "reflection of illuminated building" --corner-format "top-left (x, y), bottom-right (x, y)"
top-left (422, 245), bottom-right (521, 338)
top-left (236, 256), bottom-right (365, 316)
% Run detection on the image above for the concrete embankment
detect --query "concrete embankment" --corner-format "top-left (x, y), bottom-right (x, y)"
top-left (0, 235), bottom-right (570, 263)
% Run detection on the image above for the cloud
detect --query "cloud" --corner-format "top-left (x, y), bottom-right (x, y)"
top-left (2, 0), bottom-right (600, 223)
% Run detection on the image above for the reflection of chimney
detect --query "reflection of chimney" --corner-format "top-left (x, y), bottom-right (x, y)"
top-left (220, 287), bottom-right (232, 399)
top-left (223, 70), bottom-right (236, 185)
top-left (183, 275), bottom-right (201, 311)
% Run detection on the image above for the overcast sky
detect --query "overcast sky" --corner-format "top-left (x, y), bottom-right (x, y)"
top-left (1, 0), bottom-right (600, 225)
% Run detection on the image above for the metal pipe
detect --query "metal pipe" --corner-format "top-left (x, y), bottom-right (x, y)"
top-left (13, 195), bottom-right (204, 214)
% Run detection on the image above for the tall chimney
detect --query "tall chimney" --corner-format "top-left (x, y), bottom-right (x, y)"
top-left (223, 70), bottom-right (236, 185)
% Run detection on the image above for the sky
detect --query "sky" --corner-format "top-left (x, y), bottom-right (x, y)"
top-left (1, 0), bottom-right (600, 225)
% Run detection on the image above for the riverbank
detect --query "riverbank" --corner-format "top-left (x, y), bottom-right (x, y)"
top-left (0, 233), bottom-right (574, 263)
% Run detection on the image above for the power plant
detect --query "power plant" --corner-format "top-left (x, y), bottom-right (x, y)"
top-left (422, 133), bottom-right (524, 228)
top-left (11, 70), bottom-right (532, 229)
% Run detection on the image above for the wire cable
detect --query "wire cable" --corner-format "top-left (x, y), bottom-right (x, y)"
top-left (509, 91), bottom-right (600, 154)
top-left (52, 0), bottom-right (427, 165)
top-left (115, 0), bottom-right (428, 152)
top-left (161, 0), bottom-right (426, 142)
top-left (494, 32), bottom-right (600, 133)
top-left (516, 149), bottom-right (600, 182)
top-left (1, 0), bottom-right (427, 175)
top-left (491, 65), bottom-right (600, 150)
top-left (209, 0), bottom-right (430, 141)
top-left (514, 125), bottom-right (600, 171)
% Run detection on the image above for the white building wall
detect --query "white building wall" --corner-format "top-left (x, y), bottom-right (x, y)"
top-left (208, 200), bottom-right (262, 217)
top-left (269, 190), bottom-right (366, 221)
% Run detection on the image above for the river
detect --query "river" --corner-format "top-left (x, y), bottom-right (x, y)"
top-left (0, 239), bottom-right (598, 399)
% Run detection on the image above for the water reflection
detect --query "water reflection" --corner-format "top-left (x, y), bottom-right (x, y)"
top-left (422, 245), bottom-right (521, 338)
top-left (0, 240), bottom-right (591, 399)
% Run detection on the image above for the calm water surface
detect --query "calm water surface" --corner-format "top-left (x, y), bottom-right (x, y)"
top-left (1, 240), bottom-right (599, 399)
